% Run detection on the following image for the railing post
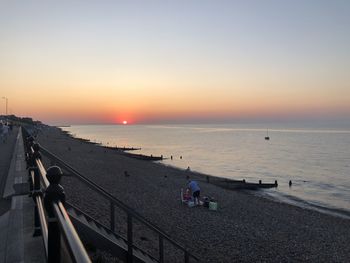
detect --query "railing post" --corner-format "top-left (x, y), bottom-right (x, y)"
top-left (110, 201), bottom-right (115, 232)
top-left (127, 213), bottom-right (133, 263)
top-left (47, 218), bottom-right (61, 263)
top-left (44, 166), bottom-right (65, 263)
top-left (28, 167), bottom-right (34, 194)
top-left (185, 251), bottom-right (189, 263)
top-left (32, 167), bottom-right (42, 237)
top-left (159, 235), bottom-right (164, 263)
top-left (26, 149), bottom-right (37, 194)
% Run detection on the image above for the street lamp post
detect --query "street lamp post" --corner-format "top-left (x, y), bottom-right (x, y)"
top-left (2, 97), bottom-right (8, 115)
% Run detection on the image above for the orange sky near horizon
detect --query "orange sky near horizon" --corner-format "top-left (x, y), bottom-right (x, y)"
top-left (3, 76), bottom-right (349, 125)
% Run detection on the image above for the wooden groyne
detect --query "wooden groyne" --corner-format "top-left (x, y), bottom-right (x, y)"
top-left (61, 130), bottom-right (141, 151)
top-left (203, 175), bottom-right (278, 190)
top-left (104, 146), bottom-right (141, 151)
top-left (123, 153), bottom-right (164, 161)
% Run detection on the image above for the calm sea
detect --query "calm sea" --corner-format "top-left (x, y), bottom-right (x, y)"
top-left (61, 124), bottom-right (350, 218)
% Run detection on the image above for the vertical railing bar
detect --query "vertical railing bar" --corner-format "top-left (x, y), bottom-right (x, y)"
top-left (127, 213), bottom-right (133, 262)
top-left (47, 218), bottom-right (61, 263)
top-left (110, 201), bottom-right (115, 232)
top-left (185, 251), bottom-right (189, 263)
top-left (32, 168), bottom-right (42, 237)
top-left (159, 235), bottom-right (164, 263)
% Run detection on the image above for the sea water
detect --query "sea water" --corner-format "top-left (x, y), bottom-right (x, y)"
top-left (61, 123), bottom-right (350, 218)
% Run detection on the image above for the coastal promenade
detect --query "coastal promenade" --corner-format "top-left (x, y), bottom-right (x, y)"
top-left (0, 127), bottom-right (45, 262)
top-left (1, 125), bottom-right (349, 262)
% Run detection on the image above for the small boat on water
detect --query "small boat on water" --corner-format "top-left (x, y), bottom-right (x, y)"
top-left (265, 129), bottom-right (270, 140)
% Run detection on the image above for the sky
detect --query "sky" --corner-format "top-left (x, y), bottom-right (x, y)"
top-left (0, 0), bottom-right (349, 125)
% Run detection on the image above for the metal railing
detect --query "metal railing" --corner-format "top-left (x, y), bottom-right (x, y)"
top-left (38, 140), bottom-right (199, 262)
top-left (24, 128), bottom-right (91, 263)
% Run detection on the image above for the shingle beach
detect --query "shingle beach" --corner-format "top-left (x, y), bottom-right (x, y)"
top-left (36, 126), bottom-right (350, 262)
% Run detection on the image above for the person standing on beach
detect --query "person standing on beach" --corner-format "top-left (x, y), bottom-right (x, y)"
top-left (187, 180), bottom-right (201, 206)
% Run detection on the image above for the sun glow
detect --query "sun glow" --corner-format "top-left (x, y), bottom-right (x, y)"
top-left (123, 120), bottom-right (128, 125)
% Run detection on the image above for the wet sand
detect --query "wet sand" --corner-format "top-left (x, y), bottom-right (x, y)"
top-left (36, 126), bottom-right (350, 262)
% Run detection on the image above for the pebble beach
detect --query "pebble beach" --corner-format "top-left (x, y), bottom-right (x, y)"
top-left (36, 126), bottom-right (350, 262)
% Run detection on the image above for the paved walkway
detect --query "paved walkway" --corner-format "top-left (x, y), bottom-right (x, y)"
top-left (0, 127), bottom-right (18, 215)
top-left (0, 127), bottom-right (45, 263)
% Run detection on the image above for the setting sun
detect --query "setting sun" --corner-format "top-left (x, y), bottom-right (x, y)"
top-left (123, 120), bottom-right (128, 125)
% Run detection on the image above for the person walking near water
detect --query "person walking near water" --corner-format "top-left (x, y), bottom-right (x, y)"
top-left (187, 179), bottom-right (200, 205)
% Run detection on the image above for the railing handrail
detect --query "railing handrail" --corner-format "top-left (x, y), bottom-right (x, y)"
top-left (39, 145), bottom-right (199, 261)
top-left (34, 160), bottom-right (91, 263)
top-left (36, 195), bottom-right (49, 255)
top-left (53, 202), bottom-right (91, 263)
top-left (26, 142), bottom-right (91, 262)
top-left (33, 155), bottom-right (91, 263)
top-left (28, 162), bottom-right (91, 263)
top-left (29, 169), bottom-right (49, 255)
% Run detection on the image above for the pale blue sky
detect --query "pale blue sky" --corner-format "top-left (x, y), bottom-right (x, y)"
top-left (0, 0), bottom-right (349, 124)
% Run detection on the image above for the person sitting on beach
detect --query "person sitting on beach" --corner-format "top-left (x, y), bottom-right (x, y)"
top-left (187, 179), bottom-right (200, 206)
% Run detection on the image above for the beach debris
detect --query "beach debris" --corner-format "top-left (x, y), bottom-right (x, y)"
top-left (203, 197), bottom-right (210, 208)
top-left (188, 201), bottom-right (195, 207)
top-left (180, 156), bottom-right (182, 159)
top-left (289, 180), bottom-right (292, 187)
top-left (209, 201), bottom-right (218, 211)
top-left (171, 155), bottom-right (173, 160)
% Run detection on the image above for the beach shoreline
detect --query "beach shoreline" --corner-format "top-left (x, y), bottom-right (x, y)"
top-left (61, 126), bottom-right (350, 220)
top-left (36, 125), bottom-right (350, 262)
